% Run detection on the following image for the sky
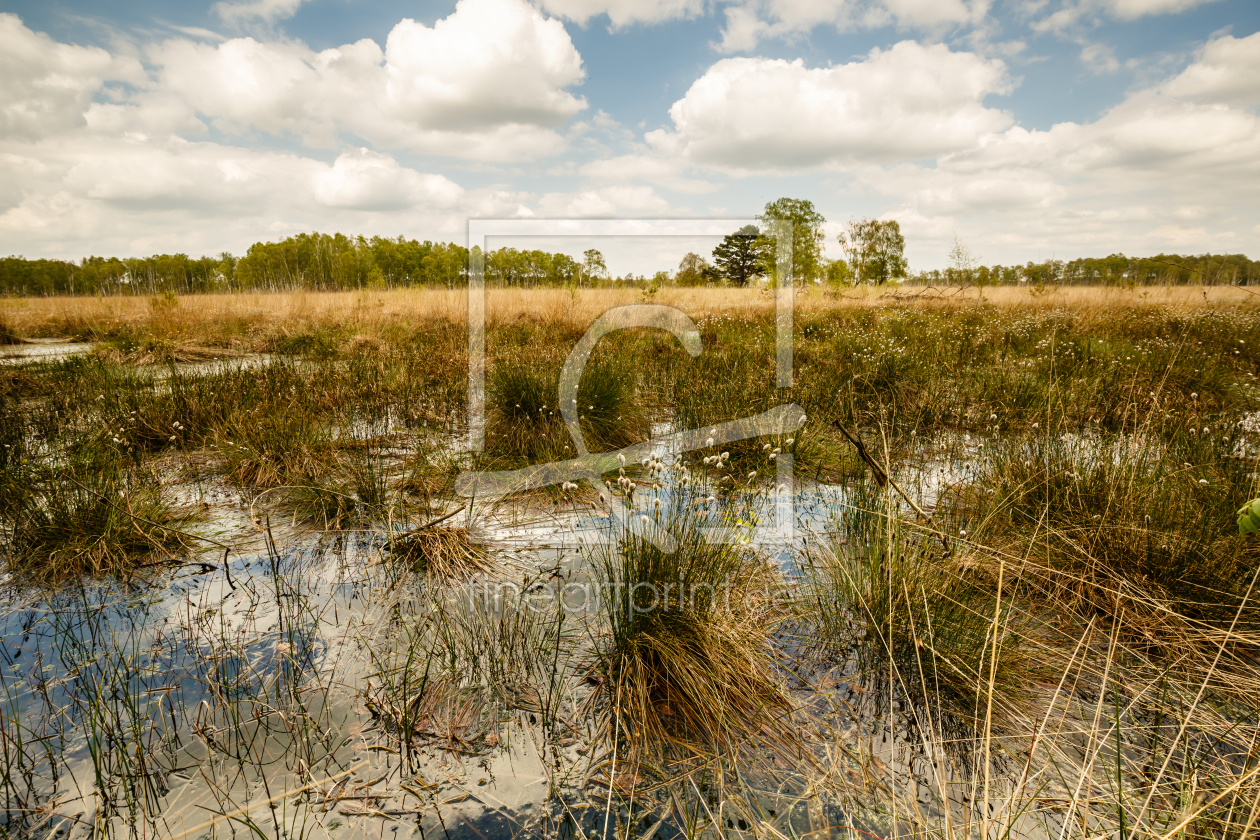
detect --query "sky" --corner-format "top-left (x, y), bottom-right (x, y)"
top-left (0, 0), bottom-right (1258, 274)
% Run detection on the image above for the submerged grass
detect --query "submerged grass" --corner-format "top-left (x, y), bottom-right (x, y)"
top-left (365, 569), bottom-right (568, 762)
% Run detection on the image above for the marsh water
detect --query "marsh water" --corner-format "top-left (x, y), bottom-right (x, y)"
top-left (2, 348), bottom-right (1252, 840)
top-left (0, 377), bottom-right (972, 839)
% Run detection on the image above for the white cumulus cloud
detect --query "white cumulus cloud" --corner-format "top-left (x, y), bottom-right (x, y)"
top-left (312, 149), bottom-right (464, 211)
top-left (1162, 31), bottom-right (1260, 108)
top-left (844, 31), bottom-right (1260, 265)
top-left (537, 185), bottom-right (672, 215)
top-left (0, 14), bottom-right (502, 258)
top-left (0, 14), bottom-right (144, 141)
top-left (647, 41), bottom-right (1012, 170)
top-left (578, 154), bottom-right (718, 193)
top-left (148, 0), bottom-right (587, 160)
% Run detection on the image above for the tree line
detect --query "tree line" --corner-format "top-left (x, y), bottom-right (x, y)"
top-left (912, 250), bottom-right (1258, 288)
top-left (1, 199), bottom-right (1254, 296)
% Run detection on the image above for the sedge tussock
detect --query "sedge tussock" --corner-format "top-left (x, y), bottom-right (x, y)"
top-left (1, 468), bottom-right (196, 585)
top-left (592, 488), bottom-right (803, 771)
top-left (388, 524), bottom-right (494, 581)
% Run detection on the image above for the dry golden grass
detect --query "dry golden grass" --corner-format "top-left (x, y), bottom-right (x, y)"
top-left (388, 523), bottom-right (495, 581)
top-left (2, 283), bottom-right (1253, 343)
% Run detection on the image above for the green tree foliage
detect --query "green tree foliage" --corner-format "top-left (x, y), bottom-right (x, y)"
top-left (912, 252), bottom-right (1260, 287)
top-left (484, 248), bottom-right (579, 287)
top-left (822, 258), bottom-right (852, 289)
top-left (675, 252), bottom-right (712, 287)
top-left (0, 254), bottom-right (229, 296)
top-left (757, 198), bottom-right (826, 284)
top-left (233, 233), bottom-right (473, 290)
top-left (582, 248), bottom-right (608, 286)
top-left (3, 229), bottom-right (1256, 296)
top-left (839, 218), bottom-right (908, 285)
top-left (712, 225), bottom-right (768, 287)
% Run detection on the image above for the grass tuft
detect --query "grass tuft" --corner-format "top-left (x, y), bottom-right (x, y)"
top-left (0, 466), bottom-right (193, 585)
top-left (486, 354), bottom-right (644, 464)
top-left (388, 523), bottom-right (494, 581)
top-left (0, 318), bottom-right (21, 346)
top-left (593, 488), bottom-right (800, 768)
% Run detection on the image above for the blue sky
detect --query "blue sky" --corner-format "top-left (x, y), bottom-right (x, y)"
top-left (1, 0), bottom-right (1257, 273)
